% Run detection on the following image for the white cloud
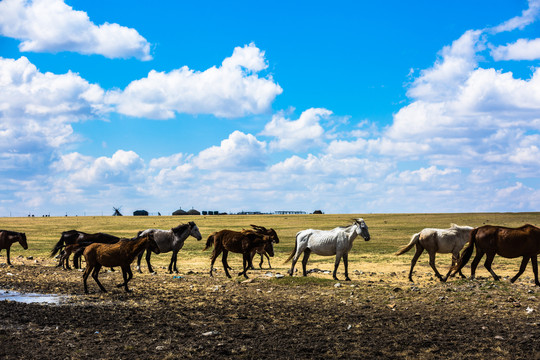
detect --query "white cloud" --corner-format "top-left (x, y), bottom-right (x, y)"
top-left (52, 150), bottom-right (144, 186)
top-left (0, 56), bottom-right (105, 172)
top-left (490, 0), bottom-right (540, 33)
top-left (108, 43), bottom-right (282, 119)
top-left (0, 0), bottom-right (152, 60)
top-left (193, 131), bottom-right (267, 171)
top-left (261, 108), bottom-right (332, 151)
top-left (407, 30), bottom-right (482, 102)
top-left (491, 38), bottom-right (540, 60)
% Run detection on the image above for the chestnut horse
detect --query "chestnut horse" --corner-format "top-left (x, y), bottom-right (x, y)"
top-left (452, 224), bottom-right (540, 286)
top-left (245, 225), bottom-right (280, 269)
top-left (83, 233), bottom-right (160, 294)
top-left (51, 230), bottom-right (120, 269)
top-left (0, 230), bottom-right (28, 265)
top-left (203, 229), bottom-right (273, 278)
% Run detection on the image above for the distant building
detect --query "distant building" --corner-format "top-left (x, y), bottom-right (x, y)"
top-left (133, 210), bottom-right (149, 216)
top-left (274, 211), bottom-right (307, 215)
top-left (172, 209), bottom-right (188, 216)
top-left (313, 210), bottom-right (324, 214)
top-left (187, 209), bottom-right (201, 215)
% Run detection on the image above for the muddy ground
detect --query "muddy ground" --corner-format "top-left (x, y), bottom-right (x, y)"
top-left (1, 258), bottom-right (540, 360)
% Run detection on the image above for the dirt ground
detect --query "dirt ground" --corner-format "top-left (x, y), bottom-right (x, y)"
top-left (1, 258), bottom-right (540, 360)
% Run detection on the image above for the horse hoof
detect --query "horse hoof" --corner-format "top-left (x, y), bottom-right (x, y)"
top-left (345, 277), bottom-right (351, 281)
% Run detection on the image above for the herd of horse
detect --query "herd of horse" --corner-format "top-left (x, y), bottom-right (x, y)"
top-left (1, 219), bottom-right (540, 294)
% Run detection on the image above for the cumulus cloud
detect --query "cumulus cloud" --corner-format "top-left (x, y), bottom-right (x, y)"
top-left (491, 38), bottom-right (540, 60)
top-left (0, 0), bottom-right (152, 60)
top-left (52, 150), bottom-right (144, 186)
top-left (193, 131), bottom-right (267, 171)
top-left (108, 43), bottom-right (283, 119)
top-left (261, 108), bottom-right (332, 151)
top-left (0, 56), bottom-right (105, 173)
top-left (384, 26), bottom-right (540, 178)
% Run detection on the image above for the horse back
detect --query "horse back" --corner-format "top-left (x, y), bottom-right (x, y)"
top-left (475, 224), bottom-right (540, 258)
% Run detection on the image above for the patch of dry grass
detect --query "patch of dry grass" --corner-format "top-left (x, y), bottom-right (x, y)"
top-left (1, 212), bottom-right (539, 280)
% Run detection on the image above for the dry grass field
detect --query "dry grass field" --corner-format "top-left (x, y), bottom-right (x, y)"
top-left (1, 213), bottom-right (540, 359)
top-left (2, 212), bottom-right (539, 276)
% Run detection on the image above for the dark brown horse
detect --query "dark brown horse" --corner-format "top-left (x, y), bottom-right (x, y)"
top-left (452, 224), bottom-right (540, 286)
top-left (51, 230), bottom-right (120, 269)
top-left (0, 230), bottom-right (28, 265)
top-left (244, 225), bottom-right (280, 269)
top-left (203, 229), bottom-right (273, 278)
top-left (83, 233), bottom-right (160, 294)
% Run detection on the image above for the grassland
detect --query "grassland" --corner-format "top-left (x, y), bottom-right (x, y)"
top-left (2, 212), bottom-right (539, 277)
top-left (2, 212), bottom-right (540, 359)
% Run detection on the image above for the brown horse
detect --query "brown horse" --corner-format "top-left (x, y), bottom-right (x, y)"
top-left (51, 230), bottom-right (120, 269)
top-left (0, 230), bottom-right (28, 265)
top-left (83, 233), bottom-right (160, 294)
top-left (203, 229), bottom-right (273, 278)
top-left (452, 224), bottom-right (540, 286)
top-left (244, 225), bottom-right (280, 269)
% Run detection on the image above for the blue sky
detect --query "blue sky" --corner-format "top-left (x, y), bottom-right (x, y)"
top-left (1, 0), bottom-right (540, 216)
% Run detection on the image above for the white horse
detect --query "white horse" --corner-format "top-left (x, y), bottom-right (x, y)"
top-left (395, 224), bottom-right (473, 282)
top-left (286, 218), bottom-right (371, 281)
top-left (136, 222), bottom-right (202, 274)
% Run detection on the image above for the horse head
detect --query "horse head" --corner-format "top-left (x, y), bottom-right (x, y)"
top-left (18, 232), bottom-right (28, 249)
top-left (355, 218), bottom-right (371, 241)
top-left (250, 225), bottom-right (280, 244)
top-left (188, 222), bottom-right (203, 241)
top-left (145, 232), bottom-right (161, 254)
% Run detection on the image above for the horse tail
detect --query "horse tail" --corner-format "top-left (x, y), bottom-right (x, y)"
top-left (203, 233), bottom-right (215, 251)
top-left (394, 232), bottom-right (420, 256)
top-left (452, 227), bottom-right (477, 273)
top-left (50, 237), bottom-right (65, 257)
top-left (284, 233), bottom-right (301, 263)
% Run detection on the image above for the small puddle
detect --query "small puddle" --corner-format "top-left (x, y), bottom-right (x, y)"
top-left (0, 289), bottom-right (67, 304)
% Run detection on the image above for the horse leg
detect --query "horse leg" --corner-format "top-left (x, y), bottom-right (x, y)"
top-left (343, 253), bottom-right (351, 281)
top-left (483, 252), bottom-right (499, 281)
top-left (531, 256), bottom-right (540, 287)
top-left (332, 253), bottom-right (342, 281)
top-left (302, 248), bottom-right (312, 277)
top-left (6, 247), bottom-right (11, 266)
top-left (265, 253), bottom-right (271, 269)
top-left (444, 251), bottom-right (460, 281)
top-left (118, 265), bottom-right (132, 292)
top-left (427, 251), bottom-right (443, 281)
top-left (173, 250), bottom-right (180, 273)
top-left (469, 248), bottom-right (484, 280)
top-left (146, 249), bottom-right (154, 274)
top-left (510, 256), bottom-right (530, 284)
top-left (222, 250), bottom-right (232, 278)
top-left (247, 251), bottom-right (256, 270)
top-left (168, 251), bottom-right (179, 273)
top-left (239, 253), bottom-right (249, 279)
top-left (288, 244), bottom-right (306, 277)
top-left (209, 247), bottom-right (222, 277)
top-left (83, 265), bottom-right (93, 294)
top-left (91, 264), bottom-right (107, 292)
top-left (408, 245), bottom-right (424, 282)
top-left (136, 250), bottom-right (144, 273)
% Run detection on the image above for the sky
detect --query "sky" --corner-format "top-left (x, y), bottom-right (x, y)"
top-left (1, 0), bottom-right (540, 216)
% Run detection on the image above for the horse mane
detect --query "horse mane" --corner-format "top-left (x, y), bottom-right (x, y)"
top-left (0, 229), bottom-right (22, 236)
top-left (171, 223), bottom-right (190, 234)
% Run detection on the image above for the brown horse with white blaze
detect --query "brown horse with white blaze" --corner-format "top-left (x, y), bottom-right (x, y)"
top-left (83, 233), bottom-right (160, 294)
top-left (451, 224), bottom-right (540, 286)
top-left (0, 230), bottom-right (28, 265)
